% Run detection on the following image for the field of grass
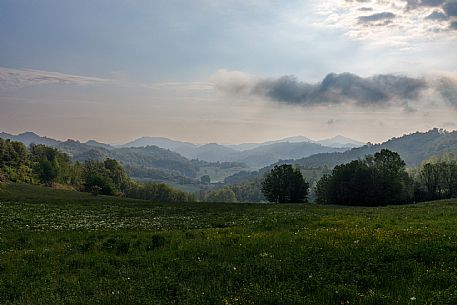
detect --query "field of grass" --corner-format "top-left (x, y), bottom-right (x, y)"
top-left (1, 183), bottom-right (457, 305)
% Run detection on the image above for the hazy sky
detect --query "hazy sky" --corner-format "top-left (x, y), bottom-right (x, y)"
top-left (1, 0), bottom-right (456, 144)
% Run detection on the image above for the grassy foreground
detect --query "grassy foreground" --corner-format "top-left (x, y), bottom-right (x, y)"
top-left (0, 183), bottom-right (456, 305)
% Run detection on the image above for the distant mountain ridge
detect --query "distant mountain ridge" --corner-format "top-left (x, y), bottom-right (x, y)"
top-left (120, 139), bottom-right (347, 167)
top-left (0, 132), bottom-right (252, 185)
top-left (0, 131), bottom-right (60, 147)
top-left (117, 134), bottom-right (363, 167)
top-left (119, 136), bottom-right (197, 151)
top-left (316, 135), bottom-right (365, 148)
top-left (222, 129), bottom-right (457, 186)
top-left (120, 135), bottom-right (363, 151)
top-left (2, 129), bottom-right (457, 185)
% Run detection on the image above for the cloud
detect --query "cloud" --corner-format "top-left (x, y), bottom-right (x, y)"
top-left (426, 10), bottom-right (449, 20)
top-left (407, 0), bottom-right (446, 10)
top-left (212, 70), bottom-right (457, 111)
top-left (253, 73), bottom-right (426, 107)
top-left (436, 77), bottom-right (457, 106)
top-left (358, 12), bottom-right (396, 24)
top-left (210, 69), bottom-right (258, 95)
top-left (314, 0), bottom-right (457, 46)
top-left (358, 7), bottom-right (374, 11)
top-left (0, 67), bottom-right (109, 90)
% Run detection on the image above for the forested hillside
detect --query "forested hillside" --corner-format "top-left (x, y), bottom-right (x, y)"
top-left (0, 133), bottom-right (248, 184)
top-left (0, 138), bottom-right (195, 202)
top-left (281, 129), bottom-right (457, 168)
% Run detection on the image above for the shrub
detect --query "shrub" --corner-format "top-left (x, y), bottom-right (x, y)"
top-left (204, 187), bottom-right (237, 203)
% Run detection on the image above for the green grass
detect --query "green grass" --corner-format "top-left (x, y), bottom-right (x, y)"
top-left (1, 183), bottom-right (457, 304)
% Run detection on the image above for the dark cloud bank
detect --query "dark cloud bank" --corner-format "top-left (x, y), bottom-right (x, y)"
top-left (216, 72), bottom-right (457, 110)
top-left (254, 73), bottom-right (426, 108)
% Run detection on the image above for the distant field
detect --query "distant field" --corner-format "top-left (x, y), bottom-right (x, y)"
top-left (1, 183), bottom-right (456, 305)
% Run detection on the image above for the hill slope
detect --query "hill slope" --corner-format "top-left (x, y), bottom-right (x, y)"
top-left (0, 133), bottom-right (249, 182)
top-left (120, 135), bottom-right (361, 166)
top-left (288, 129), bottom-right (457, 167)
top-left (0, 131), bottom-right (61, 147)
top-left (56, 140), bottom-right (201, 178)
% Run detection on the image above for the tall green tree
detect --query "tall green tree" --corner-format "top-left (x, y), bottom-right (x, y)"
top-left (418, 160), bottom-right (457, 200)
top-left (103, 158), bottom-right (132, 191)
top-left (261, 164), bottom-right (309, 203)
top-left (316, 150), bottom-right (412, 206)
top-left (30, 144), bottom-right (73, 185)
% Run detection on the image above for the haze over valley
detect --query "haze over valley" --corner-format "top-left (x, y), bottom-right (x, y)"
top-left (1, 1), bottom-right (457, 303)
top-left (2, 128), bottom-right (456, 188)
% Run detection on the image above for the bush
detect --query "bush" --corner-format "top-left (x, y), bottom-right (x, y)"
top-left (84, 174), bottom-right (115, 196)
top-left (204, 187), bottom-right (237, 203)
top-left (126, 182), bottom-right (195, 203)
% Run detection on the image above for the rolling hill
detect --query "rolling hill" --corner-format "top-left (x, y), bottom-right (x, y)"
top-left (3, 129), bottom-right (455, 185)
top-left (117, 135), bottom-right (363, 167)
top-left (279, 129), bottom-right (457, 168)
top-left (0, 133), bottom-right (249, 184)
top-left (0, 131), bottom-right (60, 147)
top-left (223, 129), bottom-right (457, 185)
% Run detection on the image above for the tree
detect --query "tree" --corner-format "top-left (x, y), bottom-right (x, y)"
top-left (200, 175), bottom-right (211, 184)
top-left (84, 173), bottom-right (115, 196)
top-left (126, 182), bottom-right (196, 203)
top-left (204, 187), bottom-right (237, 203)
top-left (372, 149), bottom-right (412, 204)
top-left (420, 163), bottom-right (441, 200)
top-left (0, 169), bottom-right (6, 182)
top-left (82, 160), bottom-right (114, 195)
top-left (30, 144), bottom-right (76, 185)
top-left (230, 179), bottom-right (265, 203)
top-left (103, 158), bottom-right (132, 192)
top-left (261, 164), bottom-right (309, 203)
top-left (37, 158), bottom-right (59, 185)
top-left (418, 160), bottom-right (457, 200)
top-left (315, 149), bottom-right (413, 206)
top-left (315, 174), bottom-right (330, 204)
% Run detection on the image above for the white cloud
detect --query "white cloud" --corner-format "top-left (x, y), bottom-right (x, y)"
top-left (209, 69), bottom-right (259, 95)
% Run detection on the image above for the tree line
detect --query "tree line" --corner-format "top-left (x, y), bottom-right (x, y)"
top-left (0, 138), bottom-right (195, 203)
top-left (259, 149), bottom-right (457, 205)
top-left (315, 149), bottom-right (412, 205)
top-left (2, 137), bottom-right (455, 205)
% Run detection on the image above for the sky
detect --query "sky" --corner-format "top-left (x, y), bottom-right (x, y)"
top-left (0, 0), bottom-right (456, 144)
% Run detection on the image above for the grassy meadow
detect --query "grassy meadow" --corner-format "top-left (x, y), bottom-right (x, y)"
top-left (0, 183), bottom-right (456, 304)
